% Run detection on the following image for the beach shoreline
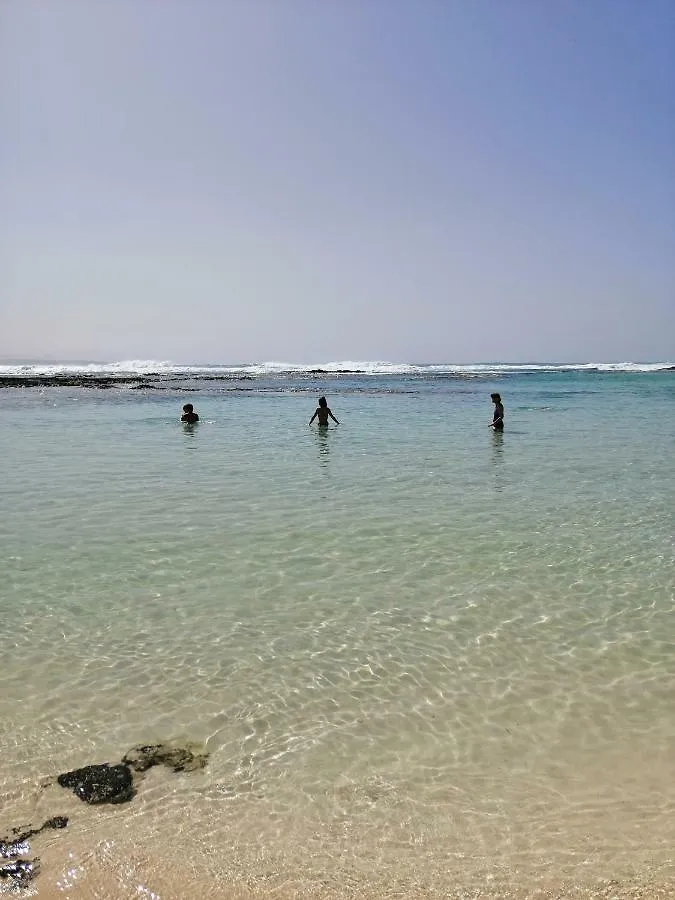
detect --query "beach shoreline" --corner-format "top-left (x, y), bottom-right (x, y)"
top-left (19, 859), bottom-right (675, 900)
top-left (5, 769), bottom-right (674, 900)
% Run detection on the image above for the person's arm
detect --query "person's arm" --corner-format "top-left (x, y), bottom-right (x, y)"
top-left (490, 407), bottom-right (503, 427)
top-left (329, 410), bottom-right (340, 425)
top-left (309, 410), bottom-right (318, 425)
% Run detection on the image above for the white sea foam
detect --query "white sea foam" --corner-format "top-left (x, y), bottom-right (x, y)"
top-left (0, 359), bottom-right (175, 375)
top-left (0, 359), bottom-right (671, 377)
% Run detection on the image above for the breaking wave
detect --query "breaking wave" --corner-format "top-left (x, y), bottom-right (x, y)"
top-left (0, 359), bottom-right (672, 378)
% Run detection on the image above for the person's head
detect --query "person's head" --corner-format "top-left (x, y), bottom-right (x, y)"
top-left (183, 403), bottom-right (194, 413)
top-left (490, 393), bottom-right (501, 403)
top-left (318, 396), bottom-right (327, 408)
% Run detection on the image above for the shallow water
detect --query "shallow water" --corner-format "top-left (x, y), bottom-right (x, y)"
top-left (1, 366), bottom-right (674, 896)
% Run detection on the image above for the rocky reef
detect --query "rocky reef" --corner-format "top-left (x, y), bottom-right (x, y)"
top-left (1, 741), bottom-right (208, 887)
top-left (0, 375), bottom-right (149, 389)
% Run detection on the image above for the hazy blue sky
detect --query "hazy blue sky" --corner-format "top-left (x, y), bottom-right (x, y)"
top-left (1, 0), bottom-right (673, 363)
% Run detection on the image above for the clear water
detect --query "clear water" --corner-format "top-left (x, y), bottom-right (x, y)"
top-left (1, 366), bottom-right (674, 897)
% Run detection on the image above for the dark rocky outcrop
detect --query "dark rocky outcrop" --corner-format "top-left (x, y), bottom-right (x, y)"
top-left (0, 816), bottom-right (67, 886)
top-left (2, 741), bottom-right (208, 887)
top-left (0, 373), bottom-right (256, 389)
top-left (55, 743), bottom-right (209, 805)
top-left (0, 376), bottom-right (146, 389)
top-left (57, 763), bottom-right (135, 804)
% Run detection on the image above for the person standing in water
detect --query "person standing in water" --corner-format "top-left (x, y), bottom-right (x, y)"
top-left (489, 393), bottom-right (504, 431)
top-left (309, 396), bottom-right (339, 426)
top-left (180, 403), bottom-right (199, 424)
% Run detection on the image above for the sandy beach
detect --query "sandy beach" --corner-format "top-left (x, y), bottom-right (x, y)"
top-left (5, 760), bottom-right (675, 900)
top-left (19, 859), bottom-right (675, 900)
top-left (24, 882), bottom-right (675, 899)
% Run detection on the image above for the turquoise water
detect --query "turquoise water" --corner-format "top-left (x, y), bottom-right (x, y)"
top-left (1, 366), bottom-right (674, 896)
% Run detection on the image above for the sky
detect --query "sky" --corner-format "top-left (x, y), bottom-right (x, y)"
top-left (1, 0), bottom-right (674, 364)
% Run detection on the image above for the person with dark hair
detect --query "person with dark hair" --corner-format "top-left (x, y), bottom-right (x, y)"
top-left (180, 403), bottom-right (199, 424)
top-left (309, 396), bottom-right (339, 427)
top-left (489, 393), bottom-right (504, 431)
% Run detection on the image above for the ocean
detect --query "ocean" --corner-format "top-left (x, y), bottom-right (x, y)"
top-left (1, 360), bottom-right (674, 899)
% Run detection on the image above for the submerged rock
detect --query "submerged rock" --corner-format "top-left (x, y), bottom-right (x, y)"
top-left (57, 763), bottom-right (135, 804)
top-left (0, 816), bottom-right (68, 860)
top-left (56, 743), bottom-right (208, 804)
top-left (0, 817), bottom-right (66, 886)
top-left (2, 741), bottom-right (208, 886)
top-left (122, 742), bottom-right (209, 773)
top-left (0, 857), bottom-right (40, 883)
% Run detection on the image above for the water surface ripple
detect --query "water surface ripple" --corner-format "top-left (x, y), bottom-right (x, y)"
top-left (1, 370), bottom-right (674, 896)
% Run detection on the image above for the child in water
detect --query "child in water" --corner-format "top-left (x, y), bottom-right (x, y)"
top-left (309, 396), bottom-right (339, 426)
top-left (181, 403), bottom-right (199, 424)
top-left (489, 393), bottom-right (504, 431)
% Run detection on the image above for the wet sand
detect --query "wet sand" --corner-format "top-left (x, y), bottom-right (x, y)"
top-left (3, 743), bottom-right (675, 899)
top-left (23, 865), bottom-right (675, 900)
top-left (7, 790), bottom-right (675, 900)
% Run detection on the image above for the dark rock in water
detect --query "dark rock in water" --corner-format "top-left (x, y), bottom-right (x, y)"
top-left (0, 817), bottom-right (63, 886)
top-left (1, 816), bottom-right (68, 860)
top-left (0, 857), bottom-right (40, 883)
top-left (56, 744), bottom-right (207, 805)
top-left (41, 815), bottom-right (68, 831)
top-left (0, 375), bottom-right (146, 389)
top-left (0, 839), bottom-right (28, 861)
top-left (9, 816), bottom-right (68, 844)
top-left (57, 763), bottom-right (135, 804)
top-left (122, 742), bottom-right (209, 773)
top-left (1, 741), bottom-right (208, 886)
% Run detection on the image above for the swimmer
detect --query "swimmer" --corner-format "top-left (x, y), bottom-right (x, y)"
top-left (309, 396), bottom-right (339, 426)
top-left (180, 403), bottom-right (199, 424)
